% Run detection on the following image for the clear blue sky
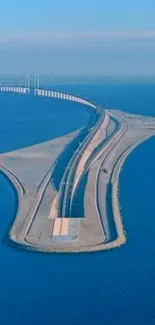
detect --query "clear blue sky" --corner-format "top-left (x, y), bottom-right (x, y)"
top-left (0, 0), bottom-right (155, 75)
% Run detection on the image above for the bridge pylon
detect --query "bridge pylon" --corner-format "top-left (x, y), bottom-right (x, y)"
top-left (25, 74), bottom-right (40, 89)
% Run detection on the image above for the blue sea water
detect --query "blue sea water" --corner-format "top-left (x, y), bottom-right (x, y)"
top-left (0, 92), bottom-right (91, 153)
top-left (0, 83), bottom-right (155, 325)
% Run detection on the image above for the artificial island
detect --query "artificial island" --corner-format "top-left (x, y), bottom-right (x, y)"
top-left (0, 83), bottom-right (155, 253)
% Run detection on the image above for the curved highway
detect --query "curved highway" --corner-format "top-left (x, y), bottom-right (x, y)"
top-left (57, 104), bottom-right (105, 218)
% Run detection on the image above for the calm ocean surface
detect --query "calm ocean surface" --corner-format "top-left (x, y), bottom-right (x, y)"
top-left (0, 83), bottom-right (155, 325)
